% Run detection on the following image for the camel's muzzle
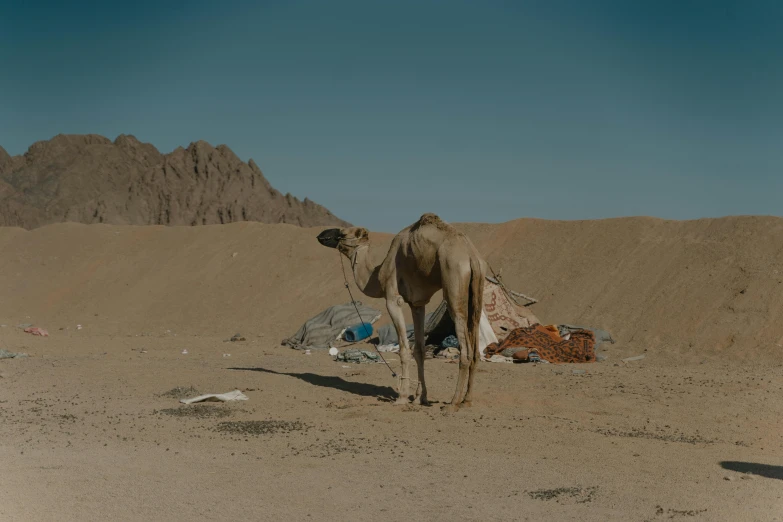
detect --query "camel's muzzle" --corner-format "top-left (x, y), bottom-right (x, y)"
top-left (317, 228), bottom-right (342, 248)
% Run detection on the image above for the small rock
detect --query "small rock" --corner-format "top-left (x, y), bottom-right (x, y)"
top-left (723, 476), bottom-right (733, 481)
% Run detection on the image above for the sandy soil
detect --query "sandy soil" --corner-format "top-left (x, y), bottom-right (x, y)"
top-left (1, 219), bottom-right (782, 521)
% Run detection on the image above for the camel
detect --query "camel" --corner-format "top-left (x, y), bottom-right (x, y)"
top-left (317, 213), bottom-right (485, 410)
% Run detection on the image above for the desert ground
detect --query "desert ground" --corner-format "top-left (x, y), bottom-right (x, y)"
top-left (1, 218), bottom-right (782, 521)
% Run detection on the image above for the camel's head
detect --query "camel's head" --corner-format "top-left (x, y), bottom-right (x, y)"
top-left (317, 227), bottom-right (370, 256)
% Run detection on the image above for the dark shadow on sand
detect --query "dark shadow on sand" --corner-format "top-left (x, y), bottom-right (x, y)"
top-left (228, 367), bottom-right (397, 400)
top-left (720, 461), bottom-right (783, 480)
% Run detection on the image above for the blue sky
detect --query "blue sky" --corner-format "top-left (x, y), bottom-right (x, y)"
top-left (1, 1), bottom-right (781, 231)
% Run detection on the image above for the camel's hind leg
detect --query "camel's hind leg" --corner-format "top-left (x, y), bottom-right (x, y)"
top-left (461, 333), bottom-right (481, 407)
top-left (442, 272), bottom-right (471, 411)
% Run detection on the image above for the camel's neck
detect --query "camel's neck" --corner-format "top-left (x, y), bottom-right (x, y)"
top-left (350, 245), bottom-right (384, 299)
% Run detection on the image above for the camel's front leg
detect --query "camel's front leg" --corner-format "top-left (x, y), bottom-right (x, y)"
top-left (387, 295), bottom-right (412, 404)
top-left (411, 305), bottom-right (429, 406)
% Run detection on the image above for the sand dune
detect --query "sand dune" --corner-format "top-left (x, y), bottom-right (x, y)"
top-left (2, 215), bottom-right (782, 360)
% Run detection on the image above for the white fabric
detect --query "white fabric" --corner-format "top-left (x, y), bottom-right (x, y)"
top-left (478, 311), bottom-right (498, 359)
top-left (180, 390), bottom-right (249, 404)
top-left (377, 344), bottom-right (400, 353)
top-left (486, 354), bottom-right (514, 363)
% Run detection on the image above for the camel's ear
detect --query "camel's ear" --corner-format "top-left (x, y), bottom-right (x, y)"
top-left (358, 227), bottom-right (369, 240)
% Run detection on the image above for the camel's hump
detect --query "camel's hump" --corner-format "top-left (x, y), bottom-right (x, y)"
top-left (410, 213), bottom-right (458, 235)
top-left (417, 213), bottom-right (443, 226)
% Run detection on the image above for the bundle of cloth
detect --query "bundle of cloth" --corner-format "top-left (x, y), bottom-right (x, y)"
top-left (484, 324), bottom-right (608, 363)
top-left (281, 301), bottom-right (382, 350)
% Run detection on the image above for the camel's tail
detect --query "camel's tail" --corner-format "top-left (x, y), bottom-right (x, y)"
top-left (467, 251), bottom-right (485, 360)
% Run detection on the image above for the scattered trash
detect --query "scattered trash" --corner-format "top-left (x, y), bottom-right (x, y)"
top-left (342, 365), bottom-right (350, 368)
top-left (336, 349), bottom-right (380, 364)
top-left (179, 390), bottom-right (249, 405)
top-left (16, 323), bottom-right (33, 329)
top-left (230, 333), bottom-right (246, 342)
top-left (343, 323), bottom-right (374, 342)
top-left (77, 324), bottom-right (83, 330)
top-left (181, 349), bottom-right (188, 355)
top-left (486, 354), bottom-right (514, 363)
top-left (622, 354), bottom-right (646, 363)
top-left (23, 327), bottom-right (49, 337)
top-left (572, 369), bottom-right (587, 375)
top-left (140, 350), bottom-right (148, 354)
top-left (304, 349), bottom-right (311, 355)
top-left (0, 348), bottom-right (28, 359)
top-left (377, 344), bottom-right (400, 353)
top-left (441, 335), bottom-right (459, 349)
top-left (328, 347), bottom-right (339, 357)
top-left (436, 346), bottom-right (460, 360)
top-left (222, 353), bottom-right (231, 358)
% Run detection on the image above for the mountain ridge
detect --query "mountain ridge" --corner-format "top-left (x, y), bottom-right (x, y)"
top-left (0, 133), bottom-right (351, 229)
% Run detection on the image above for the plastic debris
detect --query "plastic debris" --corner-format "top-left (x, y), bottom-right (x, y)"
top-left (181, 349), bottom-right (188, 355)
top-left (622, 354), bottom-right (646, 363)
top-left (180, 389), bottom-right (249, 404)
top-left (336, 349), bottom-right (380, 364)
top-left (0, 349), bottom-right (27, 359)
top-left (23, 327), bottom-right (49, 337)
top-left (328, 347), bottom-right (339, 357)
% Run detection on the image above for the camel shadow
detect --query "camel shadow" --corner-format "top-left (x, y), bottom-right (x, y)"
top-left (227, 366), bottom-right (397, 400)
top-left (720, 461), bottom-right (783, 480)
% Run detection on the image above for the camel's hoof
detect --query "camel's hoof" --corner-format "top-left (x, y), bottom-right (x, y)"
top-left (460, 400), bottom-right (472, 408)
top-left (394, 398), bottom-right (410, 406)
top-left (441, 403), bottom-right (460, 413)
top-left (414, 397), bottom-right (431, 406)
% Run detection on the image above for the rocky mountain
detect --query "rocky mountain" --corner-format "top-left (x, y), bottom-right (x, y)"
top-left (0, 134), bottom-right (351, 229)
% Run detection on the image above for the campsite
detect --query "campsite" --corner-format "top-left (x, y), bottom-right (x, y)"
top-left (1, 218), bottom-right (782, 521)
top-left (3, 2), bottom-right (783, 520)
